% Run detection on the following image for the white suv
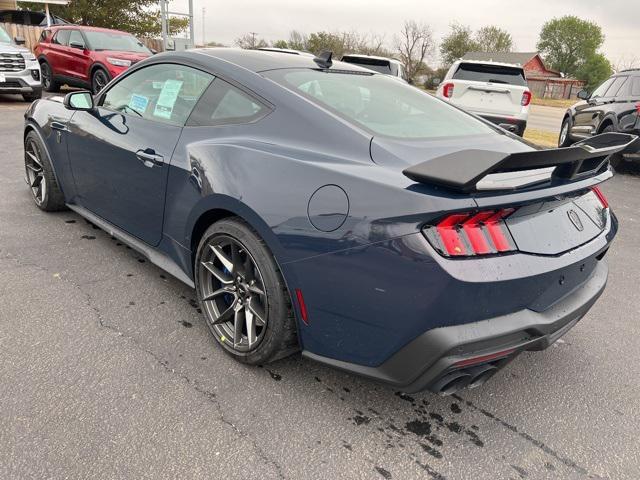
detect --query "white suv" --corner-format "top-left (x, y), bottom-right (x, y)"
top-left (436, 60), bottom-right (531, 136)
top-left (341, 54), bottom-right (407, 82)
top-left (0, 25), bottom-right (42, 102)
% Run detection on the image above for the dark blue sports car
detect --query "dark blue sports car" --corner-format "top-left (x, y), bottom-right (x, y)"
top-left (23, 48), bottom-right (634, 394)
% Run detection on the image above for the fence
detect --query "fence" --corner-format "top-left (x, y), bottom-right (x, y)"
top-left (1, 22), bottom-right (164, 54)
top-left (528, 78), bottom-right (585, 100)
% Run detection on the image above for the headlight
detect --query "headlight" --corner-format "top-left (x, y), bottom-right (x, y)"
top-left (107, 57), bottom-right (132, 67)
top-left (21, 52), bottom-right (37, 61)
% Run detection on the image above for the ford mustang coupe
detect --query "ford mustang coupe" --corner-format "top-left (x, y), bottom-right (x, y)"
top-left (22, 49), bottom-right (634, 395)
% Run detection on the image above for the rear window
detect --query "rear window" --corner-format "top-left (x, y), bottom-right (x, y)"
top-left (342, 56), bottom-right (393, 75)
top-left (453, 63), bottom-right (527, 86)
top-left (266, 69), bottom-right (496, 139)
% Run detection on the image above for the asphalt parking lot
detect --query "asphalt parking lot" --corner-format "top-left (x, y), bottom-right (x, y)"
top-left (1, 93), bottom-right (639, 480)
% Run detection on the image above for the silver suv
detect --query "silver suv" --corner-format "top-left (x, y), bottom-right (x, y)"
top-left (0, 25), bottom-right (42, 102)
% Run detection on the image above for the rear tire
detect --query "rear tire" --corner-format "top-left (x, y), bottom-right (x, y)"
top-left (195, 218), bottom-right (298, 365)
top-left (40, 61), bottom-right (60, 93)
top-left (558, 117), bottom-right (573, 147)
top-left (24, 131), bottom-right (66, 211)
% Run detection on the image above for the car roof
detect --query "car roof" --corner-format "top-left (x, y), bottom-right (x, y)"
top-left (342, 54), bottom-right (401, 65)
top-left (191, 48), bottom-right (376, 74)
top-left (454, 59), bottom-right (525, 70)
top-left (48, 25), bottom-right (129, 35)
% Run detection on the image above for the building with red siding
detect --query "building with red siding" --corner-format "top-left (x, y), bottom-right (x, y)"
top-left (462, 52), bottom-right (585, 99)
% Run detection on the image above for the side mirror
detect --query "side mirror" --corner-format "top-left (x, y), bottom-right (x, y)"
top-left (69, 41), bottom-right (85, 50)
top-left (63, 91), bottom-right (94, 111)
top-left (14, 36), bottom-right (25, 45)
top-left (577, 90), bottom-right (590, 100)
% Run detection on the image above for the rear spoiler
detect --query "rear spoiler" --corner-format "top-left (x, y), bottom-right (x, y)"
top-left (402, 133), bottom-right (638, 193)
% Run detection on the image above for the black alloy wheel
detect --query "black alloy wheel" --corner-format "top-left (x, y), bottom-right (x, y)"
top-left (92, 69), bottom-right (109, 94)
top-left (195, 218), bottom-right (298, 364)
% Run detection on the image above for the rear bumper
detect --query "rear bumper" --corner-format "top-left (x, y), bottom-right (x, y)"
top-left (479, 114), bottom-right (527, 135)
top-left (303, 257), bottom-right (608, 394)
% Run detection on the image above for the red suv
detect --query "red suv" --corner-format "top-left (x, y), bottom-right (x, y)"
top-left (35, 25), bottom-right (152, 94)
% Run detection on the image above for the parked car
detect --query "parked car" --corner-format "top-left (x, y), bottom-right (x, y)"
top-left (35, 25), bottom-right (152, 94)
top-left (257, 47), bottom-right (314, 57)
top-left (23, 49), bottom-right (632, 395)
top-left (341, 54), bottom-right (407, 81)
top-left (0, 9), bottom-right (68, 26)
top-left (436, 59), bottom-right (531, 136)
top-left (0, 24), bottom-right (42, 101)
top-left (559, 69), bottom-right (640, 150)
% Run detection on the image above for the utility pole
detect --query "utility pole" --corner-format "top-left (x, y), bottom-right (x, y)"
top-left (160, 0), bottom-right (167, 50)
top-left (202, 7), bottom-right (206, 46)
top-left (188, 0), bottom-right (194, 47)
top-left (250, 32), bottom-right (258, 49)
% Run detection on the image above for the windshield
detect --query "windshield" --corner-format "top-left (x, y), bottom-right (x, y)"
top-left (0, 26), bottom-right (11, 43)
top-left (266, 69), bottom-right (496, 139)
top-left (453, 63), bottom-right (527, 86)
top-left (83, 30), bottom-right (150, 53)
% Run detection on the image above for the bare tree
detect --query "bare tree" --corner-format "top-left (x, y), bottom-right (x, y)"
top-left (395, 21), bottom-right (435, 83)
top-left (235, 32), bottom-right (268, 50)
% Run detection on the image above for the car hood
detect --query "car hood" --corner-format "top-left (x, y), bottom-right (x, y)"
top-left (0, 42), bottom-right (29, 55)
top-left (97, 51), bottom-right (151, 61)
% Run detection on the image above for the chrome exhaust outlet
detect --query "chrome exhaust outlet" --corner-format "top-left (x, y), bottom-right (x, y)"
top-left (467, 364), bottom-right (498, 389)
top-left (432, 371), bottom-right (472, 396)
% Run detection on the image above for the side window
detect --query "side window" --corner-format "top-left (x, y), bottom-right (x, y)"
top-left (604, 76), bottom-right (627, 97)
top-left (39, 30), bottom-right (50, 42)
top-left (68, 30), bottom-right (85, 48)
top-left (53, 30), bottom-right (70, 46)
top-left (631, 77), bottom-right (640, 97)
top-left (101, 63), bottom-right (213, 126)
top-left (187, 79), bottom-right (269, 127)
top-left (590, 78), bottom-right (614, 99)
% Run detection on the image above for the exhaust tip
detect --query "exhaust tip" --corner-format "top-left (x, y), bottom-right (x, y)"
top-left (467, 364), bottom-right (498, 389)
top-left (432, 371), bottom-right (472, 396)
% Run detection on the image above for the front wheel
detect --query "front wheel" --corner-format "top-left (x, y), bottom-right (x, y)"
top-left (91, 68), bottom-right (110, 94)
top-left (195, 218), bottom-right (298, 365)
top-left (558, 117), bottom-right (573, 147)
top-left (40, 61), bottom-right (60, 93)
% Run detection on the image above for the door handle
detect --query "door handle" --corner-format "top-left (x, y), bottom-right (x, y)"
top-left (136, 149), bottom-right (164, 168)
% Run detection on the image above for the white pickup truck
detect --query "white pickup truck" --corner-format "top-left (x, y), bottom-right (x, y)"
top-left (436, 60), bottom-right (531, 136)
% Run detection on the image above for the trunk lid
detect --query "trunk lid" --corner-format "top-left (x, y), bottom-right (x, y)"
top-left (450, 80), bottom-right (528, 117)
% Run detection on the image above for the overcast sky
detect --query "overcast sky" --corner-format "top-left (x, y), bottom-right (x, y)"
top-left (170, 0), bottom-right (640, 68)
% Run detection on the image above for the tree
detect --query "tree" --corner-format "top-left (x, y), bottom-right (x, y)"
top-left (536, 16), bottom-right (605, 77)
top-left (272, 40), bottom-right (289, 49)
top-left (306, 31), bottom-right (346, 56)
top-left (576, 53), bottom-right (612, 91)
top-left (235, 32), bottom-right (268, 50)
top-left (439, 24), bottom-right (478, 66)
top-left (287, 31), bottom-right (308, 51)
top-left (475, 26), bottom-right (513, 53)
top-left (20, 0), bottom-right (188, 37)
top-left (394, 20), bottom-right (435, 84)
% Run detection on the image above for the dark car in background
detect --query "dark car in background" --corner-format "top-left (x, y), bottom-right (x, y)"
top-left (559, 69), bottom-right (640, 149)
top-left (35, 25), bottom-right (152, 94)
top-left (22, 49), bottom-right (633, 395)
top-left (0, 9), bottom-right (68, 26)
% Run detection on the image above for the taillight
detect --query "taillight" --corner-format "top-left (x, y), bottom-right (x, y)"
top-left (521, 90), bottom-right (532, 106)
top-left (442, 82), bottom-right (455, 98)
top-left (424, 209), bottom-right (518, 257)
top-left (592, 186), bottom-right (609, 209)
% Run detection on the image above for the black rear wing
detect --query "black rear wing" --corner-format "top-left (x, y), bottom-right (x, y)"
top-left (402, 133), bottom-right (638, 193)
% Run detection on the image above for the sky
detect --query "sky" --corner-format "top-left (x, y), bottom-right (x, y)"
top-left (169, 0), bottom-right (640, 68)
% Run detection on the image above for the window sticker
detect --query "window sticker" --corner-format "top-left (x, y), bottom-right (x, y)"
top-left (128, 94), bottom-right (149, 114)
top-left (153, 79), bottom-right (183, 119)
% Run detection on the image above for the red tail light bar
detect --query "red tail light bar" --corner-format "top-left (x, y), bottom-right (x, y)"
top-left (592, 186), bottom-right (609, 209)
top-left (424, 208), bottom-right (518, 257)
